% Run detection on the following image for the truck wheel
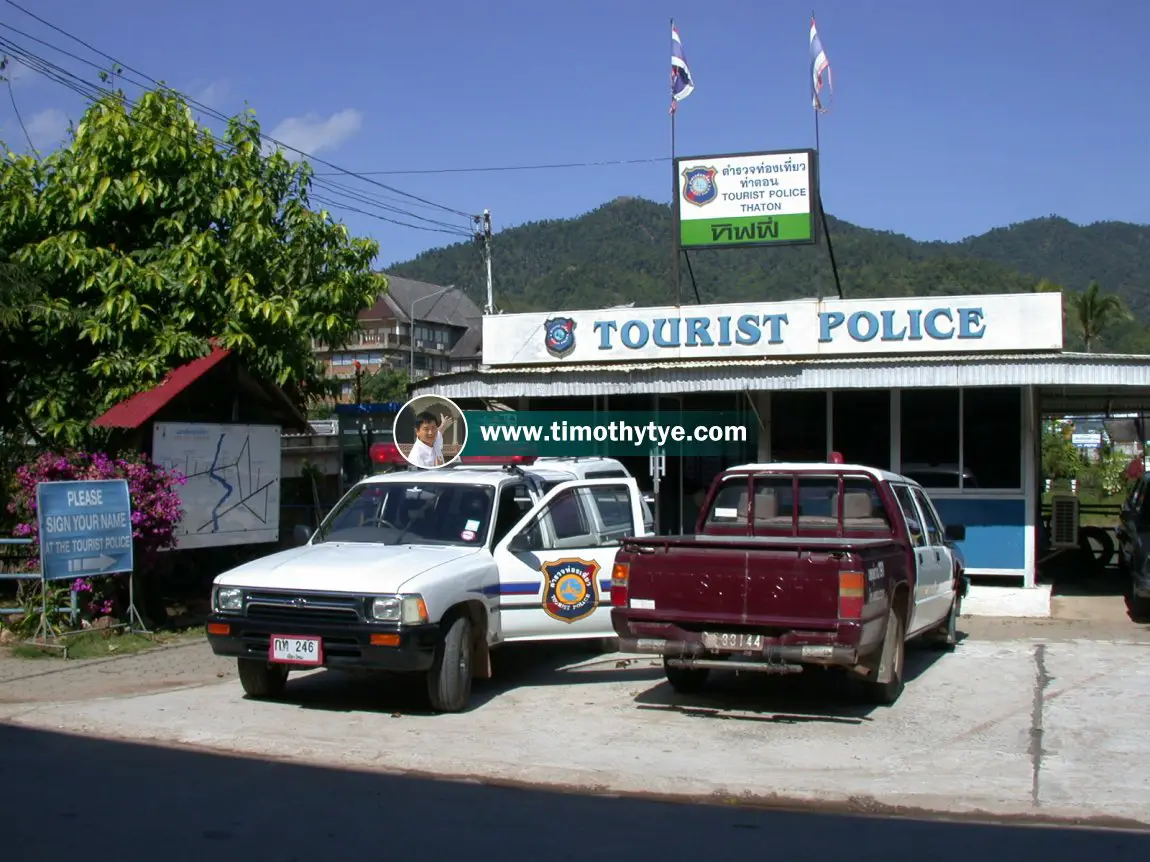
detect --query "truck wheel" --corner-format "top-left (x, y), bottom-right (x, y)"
top-left (427, 615), bottom-right (473, 713)
top-left (663, 657), bottom-right (709, 694)
top-left (929, 592), bottom-right (961, 652)
top-left (237, 658), bottom-right (288, 699)
top-left (863, 609), bottom-right (905, 706)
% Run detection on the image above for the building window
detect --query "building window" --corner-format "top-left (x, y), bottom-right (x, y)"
top-left (832, 390), bottom-right (890, 470)
top-left (900, 390), bottom-right (961, 488)
top-left (963, 388), bottom-right (1022, 490)
top-left (899, 388), bottom-right (1021, 490)
top-left (770, 392), bottom-right (826, 462)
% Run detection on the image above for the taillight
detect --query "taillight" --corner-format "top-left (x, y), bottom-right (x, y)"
top-left (610, 562), bottom-right (630, 606)
top-left (838, 570), bottom-right (865, 619)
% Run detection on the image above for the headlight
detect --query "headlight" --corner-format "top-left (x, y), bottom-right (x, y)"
top-left (214, 587), bottom-right (243, 612)
top-left (370, 594), bottom-right (429, 625)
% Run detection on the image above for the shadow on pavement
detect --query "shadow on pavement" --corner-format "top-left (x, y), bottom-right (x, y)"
top-left (1, 722), bottom-right (1147, 861)
top-left (631, 635), bottom-right (959, 725)
top-left (270, 639), bottom-right (664, 715)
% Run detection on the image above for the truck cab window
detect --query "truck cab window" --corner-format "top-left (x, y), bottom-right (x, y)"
top-left (838, 477), bottom-right (892, 532)
top-left (492, 483), bottom-right (529, 545)
top-left (911, 488), bottom-right (944, 545)
top-left (891, 484), bottom-right (927, 547)
top-left (706, 480), bottom-right (749, 526)
top-left (751, 476), bottom-right (794, 531)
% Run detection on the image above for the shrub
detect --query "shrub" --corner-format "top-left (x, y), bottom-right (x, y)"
top-left (5, 450), bottom-right (185, 624)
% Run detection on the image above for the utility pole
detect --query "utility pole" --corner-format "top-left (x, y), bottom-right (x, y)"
top-left (474, 209), bottom-right (494, 314)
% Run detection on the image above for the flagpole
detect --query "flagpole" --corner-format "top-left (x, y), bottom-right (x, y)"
top-left (810, 11), bottom-right (842, 300)
top-left (671, 17), bottom-right (681, 307)
top-left (812, 10), bottom-right (820, 153)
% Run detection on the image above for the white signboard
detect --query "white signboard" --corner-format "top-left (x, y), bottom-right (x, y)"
top-left (152, 422), bottom-right (282, 549)
top-left (1072, 432), bottom-right (1102, 449)
top-left (676, 148), bottom-right (816, 249)
top-left (483, 292), bottom-right (1065, 367)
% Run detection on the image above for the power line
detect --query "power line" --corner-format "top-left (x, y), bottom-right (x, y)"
top-left (1, 0), bottom-right (474, 219)
top-left (314, 156), bottom-right (670, 176)
top-left (0, 34), bottom-right (473, 236)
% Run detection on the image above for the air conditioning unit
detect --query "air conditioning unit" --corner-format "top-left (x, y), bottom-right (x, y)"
top-left (1049, 494), bottom-right (1080, 548)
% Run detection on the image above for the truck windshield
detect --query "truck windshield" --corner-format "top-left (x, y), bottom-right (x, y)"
top-left (313, 481), bottom-right (496, 546)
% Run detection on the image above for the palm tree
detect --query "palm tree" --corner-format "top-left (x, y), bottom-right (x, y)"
top-left (1073, 280), bottom-right (1129, 352)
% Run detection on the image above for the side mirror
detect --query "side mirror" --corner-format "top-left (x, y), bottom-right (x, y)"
top-left (944, 524), bottom-right (966, 542)
top-left (293, 524), bottom-right (313, 546)
top-left (508, 533), bottom-right (530, 553)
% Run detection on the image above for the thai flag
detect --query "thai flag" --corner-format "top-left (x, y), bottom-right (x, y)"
top-left (810, 16), bottom-right (832, 112)
top-left (671, 23), bottom-right (694, 114)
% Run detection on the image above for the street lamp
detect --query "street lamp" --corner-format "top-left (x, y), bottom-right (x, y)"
top-left (410, 285), bottom-right (454, 380)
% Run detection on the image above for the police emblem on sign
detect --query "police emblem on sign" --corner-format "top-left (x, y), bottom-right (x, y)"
top-left (681, 166), bottom-right (718, 207)
top-left (543, 317), bottom-right (576, 358)
top-left (542, 558), bottom-right (601, 623)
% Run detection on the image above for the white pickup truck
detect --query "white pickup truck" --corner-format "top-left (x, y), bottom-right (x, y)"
top-left (205, 463), bottom-right (648, 712)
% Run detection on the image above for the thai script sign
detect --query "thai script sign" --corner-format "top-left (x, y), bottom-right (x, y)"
top-left (676, 148), bottom-right (817, 250)
top-left (481, 293), bottom-right (1064, 366)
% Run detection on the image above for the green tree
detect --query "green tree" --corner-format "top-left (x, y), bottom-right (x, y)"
top-left (1072, 280), bottom-right (1130, 352)
top-left (0, 87), bottom-right (385, 443)
top-left (361, 366), bottom-right (411, 403)
top-left (1042, 421), bottom-right (1084, 481)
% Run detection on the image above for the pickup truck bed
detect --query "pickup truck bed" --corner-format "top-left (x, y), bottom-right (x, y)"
top-left (610, 463), bottom-right (964, 706)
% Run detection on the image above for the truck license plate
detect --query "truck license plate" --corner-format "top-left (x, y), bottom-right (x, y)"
top-left (702, 632), bottom-right (764, 652)
top-left (269, 635), bottom-right (323, 665)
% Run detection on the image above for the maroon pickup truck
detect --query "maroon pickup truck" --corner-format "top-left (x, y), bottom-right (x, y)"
top-left (610, 462), bottom-right (967, 705)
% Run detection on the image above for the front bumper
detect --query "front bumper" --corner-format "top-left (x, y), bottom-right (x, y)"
top-left (206, 614), bottom-right (440, 673)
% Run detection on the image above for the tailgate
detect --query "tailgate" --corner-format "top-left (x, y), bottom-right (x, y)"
top-left (625, 544), bottom-right (750, 625)
top-left (623, 541), bottom-right (848, 626)
top-left (743, 546), bottom-right (843, 625)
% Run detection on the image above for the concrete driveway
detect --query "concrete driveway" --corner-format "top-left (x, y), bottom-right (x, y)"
top-left (1, 617), bottom-right (1149, 831)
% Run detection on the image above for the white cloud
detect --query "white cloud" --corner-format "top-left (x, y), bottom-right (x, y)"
top-left (25, 108), bottom-right (70, 151)
top-left (188, 79), bottom-right (230, 109)
top-left (266, 108), bottom-right (363, 157)
top-left (2, 57), bottom-right (33, 88)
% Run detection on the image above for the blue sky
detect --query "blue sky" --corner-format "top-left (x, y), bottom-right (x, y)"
top-left (2, 0), bottom-right (1146, 267)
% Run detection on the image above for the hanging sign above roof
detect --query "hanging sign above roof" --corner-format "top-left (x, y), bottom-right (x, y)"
top-left (481, 292), bottom-right (1064, 367)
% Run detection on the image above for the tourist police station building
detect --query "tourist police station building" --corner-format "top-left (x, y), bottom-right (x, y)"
top-left (414, 290), bottom-right (1150, 596)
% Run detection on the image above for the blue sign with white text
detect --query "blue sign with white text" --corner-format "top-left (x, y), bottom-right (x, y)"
top-left (36, 480), bottom-right (135, 582)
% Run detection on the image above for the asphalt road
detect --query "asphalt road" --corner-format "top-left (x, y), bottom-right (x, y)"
top-left (3, 722), bottom-right (1149, 862)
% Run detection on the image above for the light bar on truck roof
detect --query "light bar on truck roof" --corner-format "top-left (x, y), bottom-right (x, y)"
top-left (369, 442), bottom-right (406, 465)
top-left (458, 455), bottom-right (538, 465)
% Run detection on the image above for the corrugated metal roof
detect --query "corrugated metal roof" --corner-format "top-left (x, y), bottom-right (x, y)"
top-left (413, 351), bottom-right (1150, 399)
top-left (92, 347), bottom-right (233, 429)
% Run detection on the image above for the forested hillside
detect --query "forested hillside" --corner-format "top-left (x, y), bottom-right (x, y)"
top-left (390, 197), bottom-right (1150, 353)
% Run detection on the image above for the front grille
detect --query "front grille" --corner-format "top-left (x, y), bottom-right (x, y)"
top-left (244, 590), bottom-right (362, 625)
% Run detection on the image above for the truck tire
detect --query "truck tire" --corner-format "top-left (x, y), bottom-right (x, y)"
top-left (237, 658), bottom-right (288, 699)
top-left (928, 592), bottom-right (961, 652)
top-left (427, 614), bottom-right (473, 713)
top-left (663, 657), bottom-right (709, 694)
top-left (863, 609), bottom-right (905, 706)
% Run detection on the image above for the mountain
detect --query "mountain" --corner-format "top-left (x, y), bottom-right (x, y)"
top-left (388, 198), bottom-right (1150, 353)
